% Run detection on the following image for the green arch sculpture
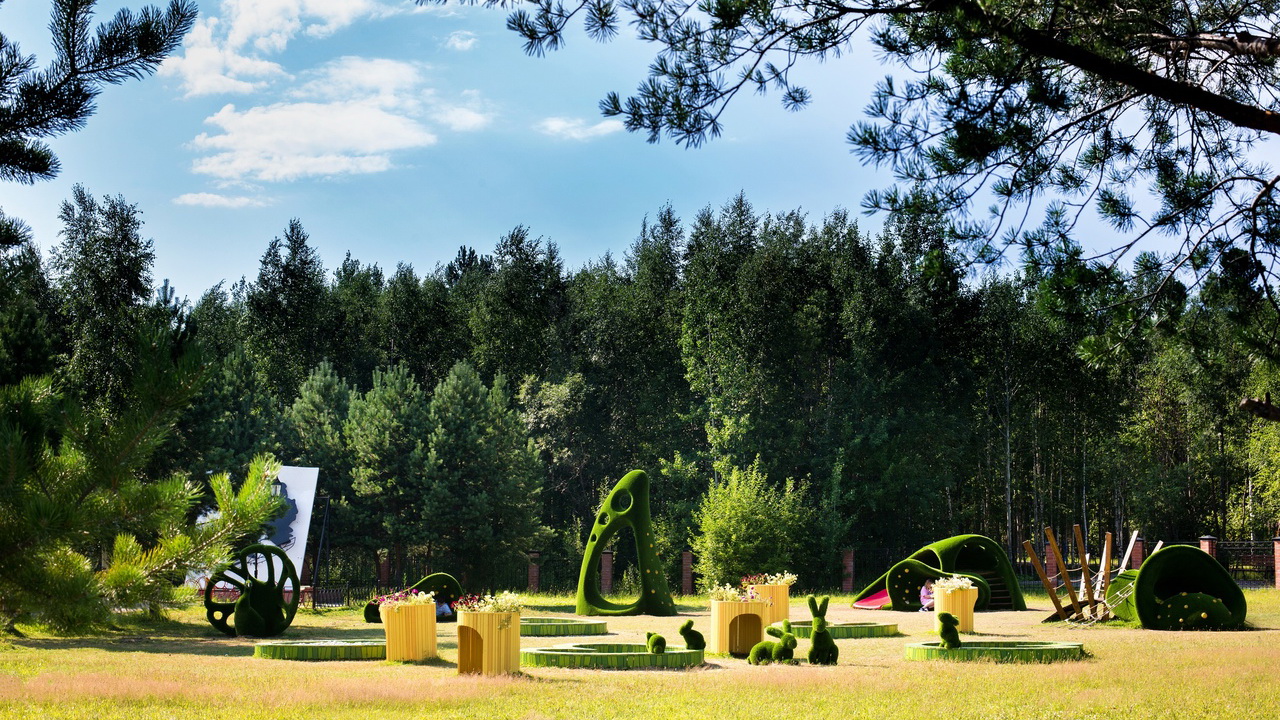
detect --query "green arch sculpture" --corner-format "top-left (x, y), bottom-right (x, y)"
top-left (575, 470), bottom-right (676, 616)
top-left (852, 534), bottom-right (1026, 611)
top-left (1106, 545), bottom-right (1246, 630)
top-left (364, 572), bottom-right (463, 623)
top-left (204, 544), bottom-right (300, 637)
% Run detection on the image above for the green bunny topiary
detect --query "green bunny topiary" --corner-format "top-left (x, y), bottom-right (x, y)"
top-left (806, 595), bottom-right (838, 665)
top-left (748, 620), bottom-right (797, 665)
top-left (678, 619), bottom-right (706, 650)
top-left (937, 612), bottom-right (962, 649)
top-left (646, 631), bottom-right (667, 654)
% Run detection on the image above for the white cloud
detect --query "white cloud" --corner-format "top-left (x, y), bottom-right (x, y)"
top-left (433, 105), bottom-right (491, 131)
top-left (162, 0), bottom-right (415, 96)
top-left (538, 117), bottom-right (625, 141)
top-left (444, 30), bottom-right (477, 51)
top-left (292, 57), bottom-right (427, 108)
top-left (192, 101), bottom-right (438, 182)
top-left (173, 192), bottom-right (273, 208)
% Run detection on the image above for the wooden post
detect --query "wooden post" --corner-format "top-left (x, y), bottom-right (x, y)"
top-left (527, 551), bottom-right (540, 594)
top-left (1023, 539), bottom-right (1066, 620)
top-left (1098, 532), bottom-right (1114, 619)
top-left (600, 550), bottom-right (614, 595)
top-left (682, 551), bottom-right (694, 595)
top-left (1045, 527), bottom-right (1082, 619)
top-left (842, 549), bottom-right (855, 593)
top-left (1073, 525), bottom-right (1097, 619)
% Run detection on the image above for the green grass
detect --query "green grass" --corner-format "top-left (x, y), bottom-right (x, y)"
top-left (2, 590), bottom-right (1279, 719)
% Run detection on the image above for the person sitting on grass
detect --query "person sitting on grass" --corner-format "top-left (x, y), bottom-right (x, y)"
top-left (919, 579), bottom-right (935, 611)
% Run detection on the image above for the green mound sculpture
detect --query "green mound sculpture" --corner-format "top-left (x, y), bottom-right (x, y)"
top-left (575, 470), bottom-right (677, 616)
top-left (1107, 545), bottom-right (1246, 630)
top-left (520, 642), bottom-right (704, 669)
top-left (205, 544), bottom-right (300, 637)
top-left (364, 572), bottom-right (463, 623)
top-left (253, 640), bottom-right (386, 661)
top-left (852, 534), bottom-right (1026, 611)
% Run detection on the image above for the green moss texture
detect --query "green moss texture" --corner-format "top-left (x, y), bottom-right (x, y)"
top-left (775, 620), bottom-right (898, 639)
top-left (1129, 545), bottom-right (1246, 630)
top-left (575, 470), bottom-right (677, 616)
top-left (748, 620), bottom-right (797, 665)
top-left (937, 612), bottom-right (961, 649)
top-left (852, 534), bottom-right (1026, 611)
top-left (520, 643), bottom-right (704, 669)
top-left (520, 617), bottom-right (609, 636)
top-left (678, 620), bottom-right (706, 650)
top-left (903, 641), bottom-right (1085, 662)
top-left (806, 596), bottom-right (838, 665)
top-left (253, 640), bottom-right (387, 661)
top-left (204, 544), bottom-right (300, 638)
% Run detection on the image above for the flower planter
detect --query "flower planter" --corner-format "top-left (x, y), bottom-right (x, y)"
top-left (379, 603), bottom-right (437, 661)
top-left (458, 610), bottom-right (521, 675)
top-left (747, 584), bottom-right (789, 625)
top-left (935, 587), bottom-right (978, 634)
top-left (709, 600), bottom-right (768, 656)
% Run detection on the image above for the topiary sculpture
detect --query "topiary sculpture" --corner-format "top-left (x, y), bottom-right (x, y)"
top-left (852, 534), bottom-right (1025, 611)
top-left (646, 631), bottom-right (667, 654)
top-left (1129, 546), bottom-right (1247, 631)
top-left (937, 612), bottom-right (962, 649)
top-left (806, 595), bottom-right (838, 665)
top-left (678, 619), bottom-right (706, 650)
top-left (205, 544), bottom-right (299, 638)
top-left (748, 620), bottom-right (797, 665)
top-left (364, 572), bottom-right (463, 623)
top-left (576, 470), bottom-right (677, 616)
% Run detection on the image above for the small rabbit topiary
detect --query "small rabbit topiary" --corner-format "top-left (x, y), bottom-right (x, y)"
top-left (678, 619), bottom-right (706, 650)
top-left (646, 631), bottom-right (667, 654)
top-left (937, 612), bottom-right (962, 649)
top-left (747, 620), bottom-right (798, 665)
top-left (807, 595), bottom-right (839, 665)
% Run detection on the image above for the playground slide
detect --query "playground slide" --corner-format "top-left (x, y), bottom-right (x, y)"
top-left (853, 589), bottom-right (891, 610)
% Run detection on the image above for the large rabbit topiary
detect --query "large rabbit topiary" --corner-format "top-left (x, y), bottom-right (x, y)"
top-left (748, 620), bottom-right (798, 665)
top-left (807, 595), bottom-right (839, 665)
top-left (678, 619), bottom-right (706, 650)
top-left (937, 612), bottom-right (962, 649)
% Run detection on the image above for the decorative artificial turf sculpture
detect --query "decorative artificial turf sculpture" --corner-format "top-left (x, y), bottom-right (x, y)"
top-left (1105, 545), bottom-right (1246, 630)
top-left (204, 544), bottom-right (300, 637)
top-left (679, 619), bottom-right (706, 650)
top-left (748, 620), bottom-right (797, 665)
top-left (575, 470), bottom-right (677, 616)
top-left (364, 572), bottom-right (463, 623)
top-left (646, 631), bottom-right (667, 653)
top-left (806, 596), bottom-right (838, 665)
top-left (851, 534), bottom-right (1026, 611)
top-left (937, 612), bottom-right (962, 649)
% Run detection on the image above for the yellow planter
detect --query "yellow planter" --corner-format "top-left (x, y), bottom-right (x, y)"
top-left (748, 584), bottom-right (790, 625)
top-left (457, 610), bottom-right (521, 675)
top-left (379, 603), bottom-right (437, 661)
top-left (710, 600), bottom-right (767, 656)
top-left (935, 587), bottom-right (978, 634)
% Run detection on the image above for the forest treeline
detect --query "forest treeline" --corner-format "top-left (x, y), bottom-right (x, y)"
top-left (5, 188), bottom-right (1280, 591)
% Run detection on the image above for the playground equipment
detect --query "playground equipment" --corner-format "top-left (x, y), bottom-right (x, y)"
top-left (1108, 545), bottom-right (1247, 630)
top-left (204, 543), bottom-right (299, 637)
top-left (851, 534), bottom-right (1026, 611)
top-left (1023, 525), bottom-right (1119, 623)
top-left (575, 470), bottom-right (677, 616)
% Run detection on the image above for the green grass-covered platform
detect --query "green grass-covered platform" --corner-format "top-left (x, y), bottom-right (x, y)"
top-left (520, 642), bottom-right (703, 669)
top-left (520, 617), bottom-right (609, 636)
top-left (775, 620), bottom-right (897, 639)
top-left (903, 640), bottom-right (1085, 663)
top-left (253, 639), bottom-right (388, 661)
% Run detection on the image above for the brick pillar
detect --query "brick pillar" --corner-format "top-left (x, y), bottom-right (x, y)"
top-left (601, 550), bottom-right (614, 595)
top-left (1130, 538), bottom-right (1145, 569)
top-left (1273, 537), bottom-right (1280, 591)
top-left (1199, 535), bottom-right (1217, 558)
top-left (527, 551), bottom-right (540, 593)
top-left (681, 551), bottom-right (694, 596)
top-left (1044, 543), bottom-right (1058, 580)
top-left (842, 549), bottom-right (855, 593)
top-left (378, 553), bottom-right (391, 585)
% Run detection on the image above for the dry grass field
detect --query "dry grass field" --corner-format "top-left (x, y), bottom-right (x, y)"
top-left (2, 589), bottom-right (1279, 719)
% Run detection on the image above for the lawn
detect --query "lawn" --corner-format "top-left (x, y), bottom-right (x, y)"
top-left (2, 590), bottom-right (1278, 720)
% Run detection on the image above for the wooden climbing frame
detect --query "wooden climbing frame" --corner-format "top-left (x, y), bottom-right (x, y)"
top-left (1024, 525), bottom-right (1116, 622)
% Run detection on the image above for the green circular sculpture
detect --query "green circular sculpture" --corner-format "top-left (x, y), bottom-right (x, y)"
top-left (253, 640), bottom-right (387, 661)
top-left (364, 572), bottom-right (463, 623)
top-left (520, 643), bottom-right (704, 669)
top-left (776, 620), bottom-right (898, 639)
top-left (1129, 546), bottom-right (1247, 630)
top-left (205, 543), bottom-right (300, 637)
top-left (520, 617), bottom-right (609, 636)
top-left (904, 640), bottom-right (1085, 662)
top-left (852, 534), bottom-right (1026, 611)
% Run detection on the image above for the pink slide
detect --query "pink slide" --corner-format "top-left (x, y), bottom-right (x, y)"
top-left (852, 589), bottom-right (891, 610)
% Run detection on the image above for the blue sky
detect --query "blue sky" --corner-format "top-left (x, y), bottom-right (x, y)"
top-left (0, 0), bottom-right (889, 299)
